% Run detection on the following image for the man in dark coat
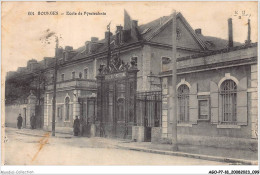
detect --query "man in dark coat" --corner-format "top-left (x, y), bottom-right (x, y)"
top-left (30, 114), bottom-right (36, 129)
top-left (73, 116), bottom-right (80, 136)
top-left (17, 114), bottom-right (23, 129)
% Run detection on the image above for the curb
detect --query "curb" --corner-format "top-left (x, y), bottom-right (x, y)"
top-left (15, 131), bottom-right (72, 139)
top-left (116, 145), bottom-right (258, 165)
top-left (12, 129), bottom-right (258, 165)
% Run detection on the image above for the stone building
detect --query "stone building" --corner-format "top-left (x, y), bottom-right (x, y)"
top-left (159, 43), bottom-right (258, 149)
top-left (5, 10), bottom-right (257, 150)
top-left (42, 10), bottom-right (238, 135)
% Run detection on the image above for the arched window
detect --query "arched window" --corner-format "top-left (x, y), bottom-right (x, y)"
top-left (178, 84), bottom-right (189, 123)
top-left (117, 98), bottom-right (125, 121)
top-left (220, 80), bottom-right (237, 123)
top-left (65, 97), bottom-right (70, 121)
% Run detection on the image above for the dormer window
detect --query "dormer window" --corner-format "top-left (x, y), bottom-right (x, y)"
top-left (61, 74), bottom-right (65, 82)
top-left (131, 56), bottom-right (138, 67)
top-left (72, 71), bottom-right (75, 79)
top-left (84, 68), bottom-right (88, 79)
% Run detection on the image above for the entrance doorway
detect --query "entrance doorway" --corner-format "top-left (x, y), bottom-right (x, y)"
top-left (79, 97), bottom-right (97, 136)
top-left (96, 56), bottom-right (139, 139)
top-left (23, 108), bottom-right (26, 127)
top-left (136, 91), bottom-right (162, 141)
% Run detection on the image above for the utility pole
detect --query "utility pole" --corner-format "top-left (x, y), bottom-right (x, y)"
top-left (52, 36), bottom-right (59, 136)
top-left (246, 18), bottom-right (251, 45)
top-left (169, 10), bottom-right (178, 151)
top-left (107, 22), bottom-right (111, 66)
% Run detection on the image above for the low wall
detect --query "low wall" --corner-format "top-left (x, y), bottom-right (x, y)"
top-left (178, 134), bottom-right (258, 151)
top-left (152, 127), bottom-right (257, 151)
top-left (5, 104), bottom-right (27, 128)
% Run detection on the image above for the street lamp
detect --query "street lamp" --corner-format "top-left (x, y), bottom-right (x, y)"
top-left (51, 36), bottom-right (59, 136)
top-left (40, 30), bottom-right (62, 136)
top-left (170, 10), bottom-right (178, 151)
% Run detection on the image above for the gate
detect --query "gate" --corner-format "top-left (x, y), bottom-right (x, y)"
top-left (136, 91), bottom-right (162, 141)
top-left (79, 97), bottom-right (97, 137)
top-left (97, 56), bottom-right (138, 139)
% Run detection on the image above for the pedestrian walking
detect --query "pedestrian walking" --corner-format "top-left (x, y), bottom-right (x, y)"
top-left (79, 116), bottom-right (85, 136)
top-left (73, 116), bottom-right (80, 136)
top-left (17, 114), bottom-right (23, 129)
top-left (30, 115), bottom-right (34, 129)
top-left (30, 114), bottom-right (36, 129)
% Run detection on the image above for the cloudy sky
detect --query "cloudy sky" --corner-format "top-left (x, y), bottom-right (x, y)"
top-left (2, 1), bottom-right (258, 75)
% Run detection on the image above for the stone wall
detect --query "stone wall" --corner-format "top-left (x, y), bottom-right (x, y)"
top-left (162, 65), bottom-right (252, 139)
top-left (5, 104), bottom-right (27, 128)
top-left (249, 64), bottom-right (258, 139)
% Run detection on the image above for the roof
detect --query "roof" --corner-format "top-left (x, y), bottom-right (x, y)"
top-left (139, 15), bottom-right (172, 41)
top-left (71, 11), bottom-right (242, 61)
top-left (198, 35), bottom-right (242, 50)
top-left (139, 12), bottom-right (243, 51)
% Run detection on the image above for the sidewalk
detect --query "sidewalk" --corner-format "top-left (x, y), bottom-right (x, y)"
top-left (6, 127), bottom-right (72, 138)
top-left (5, 127), bottom-right (258, 165)
top-left (115, 141), bottom-right (258, 165)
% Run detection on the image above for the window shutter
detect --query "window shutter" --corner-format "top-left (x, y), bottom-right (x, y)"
top-left (189, 83), bottom-right (198, 124)
top-left (237, 77), bottom-right (247, 125)
top-left (61, 106), bottom-right (63, 119)
top-left (210, 81), bottom-right (219, 124)
top-left (70, 103), bottom-right (73, 121)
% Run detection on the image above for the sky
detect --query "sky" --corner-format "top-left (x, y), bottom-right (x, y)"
top-left (1, 1), bottom-right (258, 75)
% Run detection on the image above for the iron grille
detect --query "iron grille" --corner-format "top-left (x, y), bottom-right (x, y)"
top-left (220, 80), bottom-right (237, 123)
top-left (136, 91), bottom-right (162, 127)
top-left (177, 84), bottom-right (189, 123)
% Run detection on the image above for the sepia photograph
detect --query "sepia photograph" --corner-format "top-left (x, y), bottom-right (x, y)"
top-left (1, 0), bottom-right (259, 174)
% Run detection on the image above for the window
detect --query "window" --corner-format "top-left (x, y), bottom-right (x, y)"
top-left (220, 80), bottom-right (237, 123)
top-left (161, 57), bottom-right (171, 72)
top-left (198, 99), bottom-right (209, 120)
top-left (131, 56), bottom-right (138, 67)
top-left (72, 71), bottom-right (75, 79)
top-left (57, 106), bottom-right (63, 119)
top-left (117, 98), bottom-right (125, 121)
top-left (178, 84), bottom-right (189, 123)
top-left (65, 97), bottom-right (70, 121)
top-left (84, 68), bottom-right (88, 79)
top-left (61, 74), bottom-right (64, 81)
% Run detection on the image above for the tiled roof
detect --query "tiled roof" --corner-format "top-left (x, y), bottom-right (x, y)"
top-left (198, 35), bottom-right (242, 50)
top-left (139, 15), bottom-right (172, 41)
top-left (176, 42), bottom-right (257, 61)
top-left (54, 12), bottom-right (246, 62)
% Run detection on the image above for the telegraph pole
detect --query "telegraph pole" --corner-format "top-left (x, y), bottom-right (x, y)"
top-left (52, 36), bottom-right (59, 136)
top-left (170, 10), bottom-right (178, 151)
top-left (107, 22), bottom-right (111, 66)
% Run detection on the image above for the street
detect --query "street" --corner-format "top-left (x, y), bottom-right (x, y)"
top-left (3, 128), bottom-right (229, 165)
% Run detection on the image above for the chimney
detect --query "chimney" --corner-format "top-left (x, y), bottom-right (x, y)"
top-left (132, 20), bottom-right (138, 27)
top-left (85, 41), bottom-right (91, 53)
top-left (115, 25), bottom-right (123, 45)
top-left (91, 37), bottom-right (99, 42)
top-left (246, 19), bottom-right (251, 45)
top-left (65, 46), bottom-right (73, 51)
top-left (195, 28), bottom-right (202, 35)
top-left (131, 20), bottom-right (139, 40)
top-left (116, 25), bottom-right (123, 33)
top-left (228, 18), bottom-right (233, 48)
top-left (64, 46), bottom-right (73, 61)
top-left (105, 31), bottom-right (112, 40)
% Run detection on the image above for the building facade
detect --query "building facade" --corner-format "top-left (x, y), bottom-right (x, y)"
top-left (5, 10), bottom-right (258, 150)
top-left (158, 43), bottom-right (258, 149)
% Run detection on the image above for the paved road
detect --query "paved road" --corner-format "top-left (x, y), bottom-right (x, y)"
top-left (3, 128), bottom-right (229, 165)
